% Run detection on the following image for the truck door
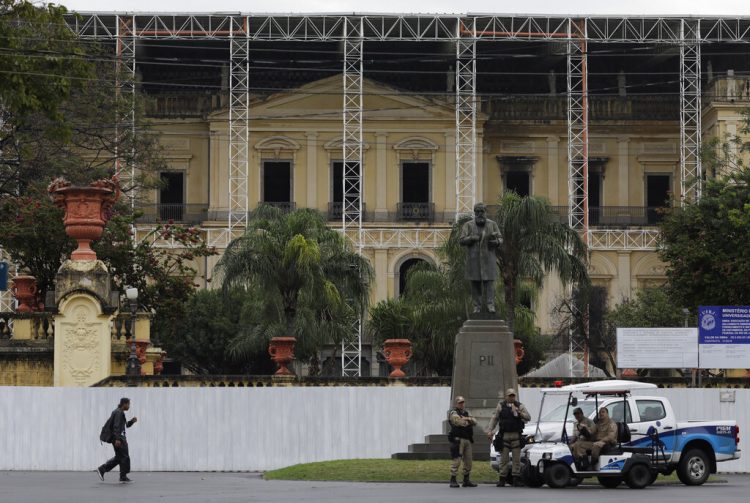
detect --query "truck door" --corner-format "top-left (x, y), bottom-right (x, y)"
top-left (630, 398), bottom-right (677, 452)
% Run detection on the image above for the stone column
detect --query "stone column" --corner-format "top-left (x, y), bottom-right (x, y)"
top-left (546, 136), bottom-right (560, 205)
top-left (617, 137), bottom-right (630, 205)
top-left (374, 132), bottom-right (389, 221)
top-left (305, 132), bottom-right (318, 210)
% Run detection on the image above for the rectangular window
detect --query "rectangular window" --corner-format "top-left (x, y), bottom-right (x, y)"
top-left (401, 162), bottom-right (430, 203)
top-left (331, 161), bottom-right (344, 203)
top-left (505, 171), bottom-right (530, 197)
top-left (635, 400), bottom-right (667, 422)
top-left (646, 174), bottom-right (671, 224)
top-left (605, 401), bottom-right (633, 423)
top-left (262, 160), bottom-right (292, 204)
top-left (159, 172), bottom-right (184, 221)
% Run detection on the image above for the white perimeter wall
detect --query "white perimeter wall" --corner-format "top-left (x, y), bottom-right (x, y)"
top-left (0, 386), bottom-right (747, 472)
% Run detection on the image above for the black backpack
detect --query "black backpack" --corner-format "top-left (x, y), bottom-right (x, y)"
top-left (99, 412), bottom-right (114, 443)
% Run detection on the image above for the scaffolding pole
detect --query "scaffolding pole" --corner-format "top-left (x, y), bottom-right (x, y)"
top-left (228, 17), bottom-right (250, 237)
top-left (455, 19), bottom-right (477, 221)
top-left (680, 19), bottom-right (702, 204)
top-left (341, 16), bottom-right (364, 377)
top-left (116, 15), bottom-right (136, 209)
top-left (567, 19), bottom-right (590, 378)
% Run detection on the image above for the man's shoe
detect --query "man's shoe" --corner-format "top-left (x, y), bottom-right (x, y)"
top-left (449, 476), bottom-right (460, 488)
top-left (119, 476), bottom-right (132, 483)
top-left (496, 477), bottom-right (506, 487)
top-left (512, 477), bottom-right (524, 487)
top-left (487, 306), bottom-right (496, 314)
top-left (462, 477), bottom-right (477, 488)
top-left (95, 467), bottom-right (105, 481)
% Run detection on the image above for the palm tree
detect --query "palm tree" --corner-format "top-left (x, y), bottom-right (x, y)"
top-left (492, 192), bottom-right (589, 332)
top-left (214, 205), bottom-right (373, 363)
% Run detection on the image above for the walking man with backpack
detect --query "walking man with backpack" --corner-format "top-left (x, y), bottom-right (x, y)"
top-left (97, 397), bottom-right (137, 483)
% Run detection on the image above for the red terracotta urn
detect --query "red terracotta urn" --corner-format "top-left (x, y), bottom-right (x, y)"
top-left (383, 338), bottom-right (412, 378)
top-left (268, 336), bottom-right (296, 376)
top-left (10, 275), bottom-right (37, 313)
top-left (48, 177), bottom-right (120, 261)
top-left (513, 339), bottom-right (525, 366)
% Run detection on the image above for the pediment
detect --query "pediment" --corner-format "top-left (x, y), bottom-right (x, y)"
top-left (393, 137), bottom-right (439, 151)
top-left (209, 75), bottom-right (457, 123)
top-left (254, 136), bottom-right (301, 152)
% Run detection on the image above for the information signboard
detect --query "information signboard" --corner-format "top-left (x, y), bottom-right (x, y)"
top-left (698, 306), bottom-right (750, 369)
top-left (616, 327), bottom-right (698, 369)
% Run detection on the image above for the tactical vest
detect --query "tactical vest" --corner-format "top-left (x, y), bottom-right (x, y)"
top-left (449, 408), bottom-right (474, 442)
top-left (498, 402), bottom-right (525, 433)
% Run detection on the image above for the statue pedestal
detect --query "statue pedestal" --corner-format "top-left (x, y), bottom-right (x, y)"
top-left (450, 317), bottom-right (518, 423)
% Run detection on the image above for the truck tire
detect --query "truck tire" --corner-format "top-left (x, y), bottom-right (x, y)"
top-left (625, 463), bottom-right (651, 489)
top-left (544, 463), bottom-right (571, 489)
top-left (677, 448), bottom-right (710, 486)
top-left (597, 476), bottom-right (622, 488)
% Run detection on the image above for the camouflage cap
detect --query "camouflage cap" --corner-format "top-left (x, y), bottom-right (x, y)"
top-left (455, 396), bottom-right (466, 403)
top-left (505, 388), bottom-right (517, 396)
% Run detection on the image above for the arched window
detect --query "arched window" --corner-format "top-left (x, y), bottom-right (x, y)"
top-left (398, 258), bottom-right (429, 298)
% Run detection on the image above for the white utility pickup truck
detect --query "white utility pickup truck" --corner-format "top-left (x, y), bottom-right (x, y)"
top-left (491, 381), bottom-right (741, 486)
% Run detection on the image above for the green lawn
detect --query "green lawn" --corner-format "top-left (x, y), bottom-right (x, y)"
top-left (264, 459), bottom-right (724, 485)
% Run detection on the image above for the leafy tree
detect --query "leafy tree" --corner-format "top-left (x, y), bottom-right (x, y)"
top-left (492, 192), bottom-right (589, 333)
top-left (659, 113), bottom-right (750, 308)
top-left (214, 206), bottom-right (373, 364)
top-left (165, 289), bottom-right (274, 375)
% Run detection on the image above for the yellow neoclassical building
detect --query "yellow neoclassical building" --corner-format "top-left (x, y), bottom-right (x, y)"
top-left (129, 69), bottom-right (750, 376)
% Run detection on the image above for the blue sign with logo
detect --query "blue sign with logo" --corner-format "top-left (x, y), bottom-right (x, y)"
top-left (699, 306), bottom-right (750, 344)
top-left (0, 261), bottom-right (8, 291)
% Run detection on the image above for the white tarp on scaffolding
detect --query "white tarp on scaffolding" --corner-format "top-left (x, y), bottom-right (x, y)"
top-left (523, 353), bottom-right (607, 378)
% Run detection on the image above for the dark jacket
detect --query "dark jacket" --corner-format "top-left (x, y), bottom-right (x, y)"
top-left (110, 408), bottom-right (135, 443)
top-left (459, 219), bottom-right (501, 281)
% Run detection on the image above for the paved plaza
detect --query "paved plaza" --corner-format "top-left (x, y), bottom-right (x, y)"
top-left (2, 472), bottom-right (749, 503)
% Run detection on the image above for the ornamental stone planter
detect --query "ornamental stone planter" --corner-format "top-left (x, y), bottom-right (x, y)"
top-left (11, 275), bottom-right (37, 313)
top-left (48, 178), bottom-right (120, 261)
top-left (383, 338), bottom-right (412, 378)
top-left (268, 336), bottom-right (296, 376)
top-left (513, 339), bottom-right (525, 365)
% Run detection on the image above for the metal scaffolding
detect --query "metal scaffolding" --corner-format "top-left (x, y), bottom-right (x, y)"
top-left (228, 18), bottom-right (250, 237)
top-left (115, 16), bottom-right (136, 207)
top-left (341, 17), bottom-right (364, 377)
top-left (455, 19), bottom-right (477, 221)
top-left (680, 19), bottom-right (702, 204)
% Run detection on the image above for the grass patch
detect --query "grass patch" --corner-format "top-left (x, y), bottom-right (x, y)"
top-left (264, 459), bottom-right (725, 485)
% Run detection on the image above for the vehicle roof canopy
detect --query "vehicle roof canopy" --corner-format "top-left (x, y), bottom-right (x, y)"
top-left (537, 380), bottom-right (657, 395)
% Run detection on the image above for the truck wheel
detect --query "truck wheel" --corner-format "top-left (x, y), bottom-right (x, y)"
top-left (625, 464), bottom-right (651, 489)
top-left (597, 476), bottom-right (622, 488)
top-left (677, 449), bottom-right (710, 486)
top-left (648, 472), bottom-right (658, 485)
top-left (544, 463), bottom-right (571, 489)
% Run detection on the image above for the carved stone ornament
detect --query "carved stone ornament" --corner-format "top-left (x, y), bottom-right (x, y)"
top-left (60, 304), bottom-right (101, 385)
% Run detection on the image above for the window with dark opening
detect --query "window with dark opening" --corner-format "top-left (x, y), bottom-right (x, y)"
top-left (159, 172), bottom-right (184, 221)
top-left (398, 258), bottom-right (428, 298)
top-left (505, 171), bottom-right (530, 196)
top-left (331, 161), bottom-right (344, 203)
top-left (646, 174), bottom-right (671, 224)
top-left (402, 162), bottom-right (429, 203)
top-left (263, 161), bottom-right (292, 204)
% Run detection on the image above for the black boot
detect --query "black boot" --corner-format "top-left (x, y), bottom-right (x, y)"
top-left (513, 476), bottom-right (524, 487)
top-left (496, 477), bottom-right (506, 487)
top-left (462, 476), bottom-right (477, 488)
top-left (119, 475), bottom-right (132, 483)
top-left (449, 476), bottom-right (460, 488)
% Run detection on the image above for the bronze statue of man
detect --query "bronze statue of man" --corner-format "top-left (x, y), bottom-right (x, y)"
top-left (459, 203), bottom-right (502, 314)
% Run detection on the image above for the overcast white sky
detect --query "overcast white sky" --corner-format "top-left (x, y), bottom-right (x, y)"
top-left (59, 0), bottom-right (749, 16)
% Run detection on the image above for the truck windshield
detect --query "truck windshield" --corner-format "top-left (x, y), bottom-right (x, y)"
top-left (540, 401), bottom-right (597, 422)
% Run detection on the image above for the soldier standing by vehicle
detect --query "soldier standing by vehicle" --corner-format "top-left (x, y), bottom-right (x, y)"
top-left (448, 396), bottom-right (478, 488)
top-left (486, 388), bottom-right (530, 487)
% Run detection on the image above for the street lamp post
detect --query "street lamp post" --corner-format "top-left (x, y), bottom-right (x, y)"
top-left (125, 287), bottom-right (141, 377)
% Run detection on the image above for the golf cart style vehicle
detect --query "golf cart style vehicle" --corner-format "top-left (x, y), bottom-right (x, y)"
top-left (490, 380), bottom-right (740, 488)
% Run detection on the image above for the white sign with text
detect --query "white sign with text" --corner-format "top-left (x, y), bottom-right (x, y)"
top-left (617, 327), bottom-right (698, 369)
